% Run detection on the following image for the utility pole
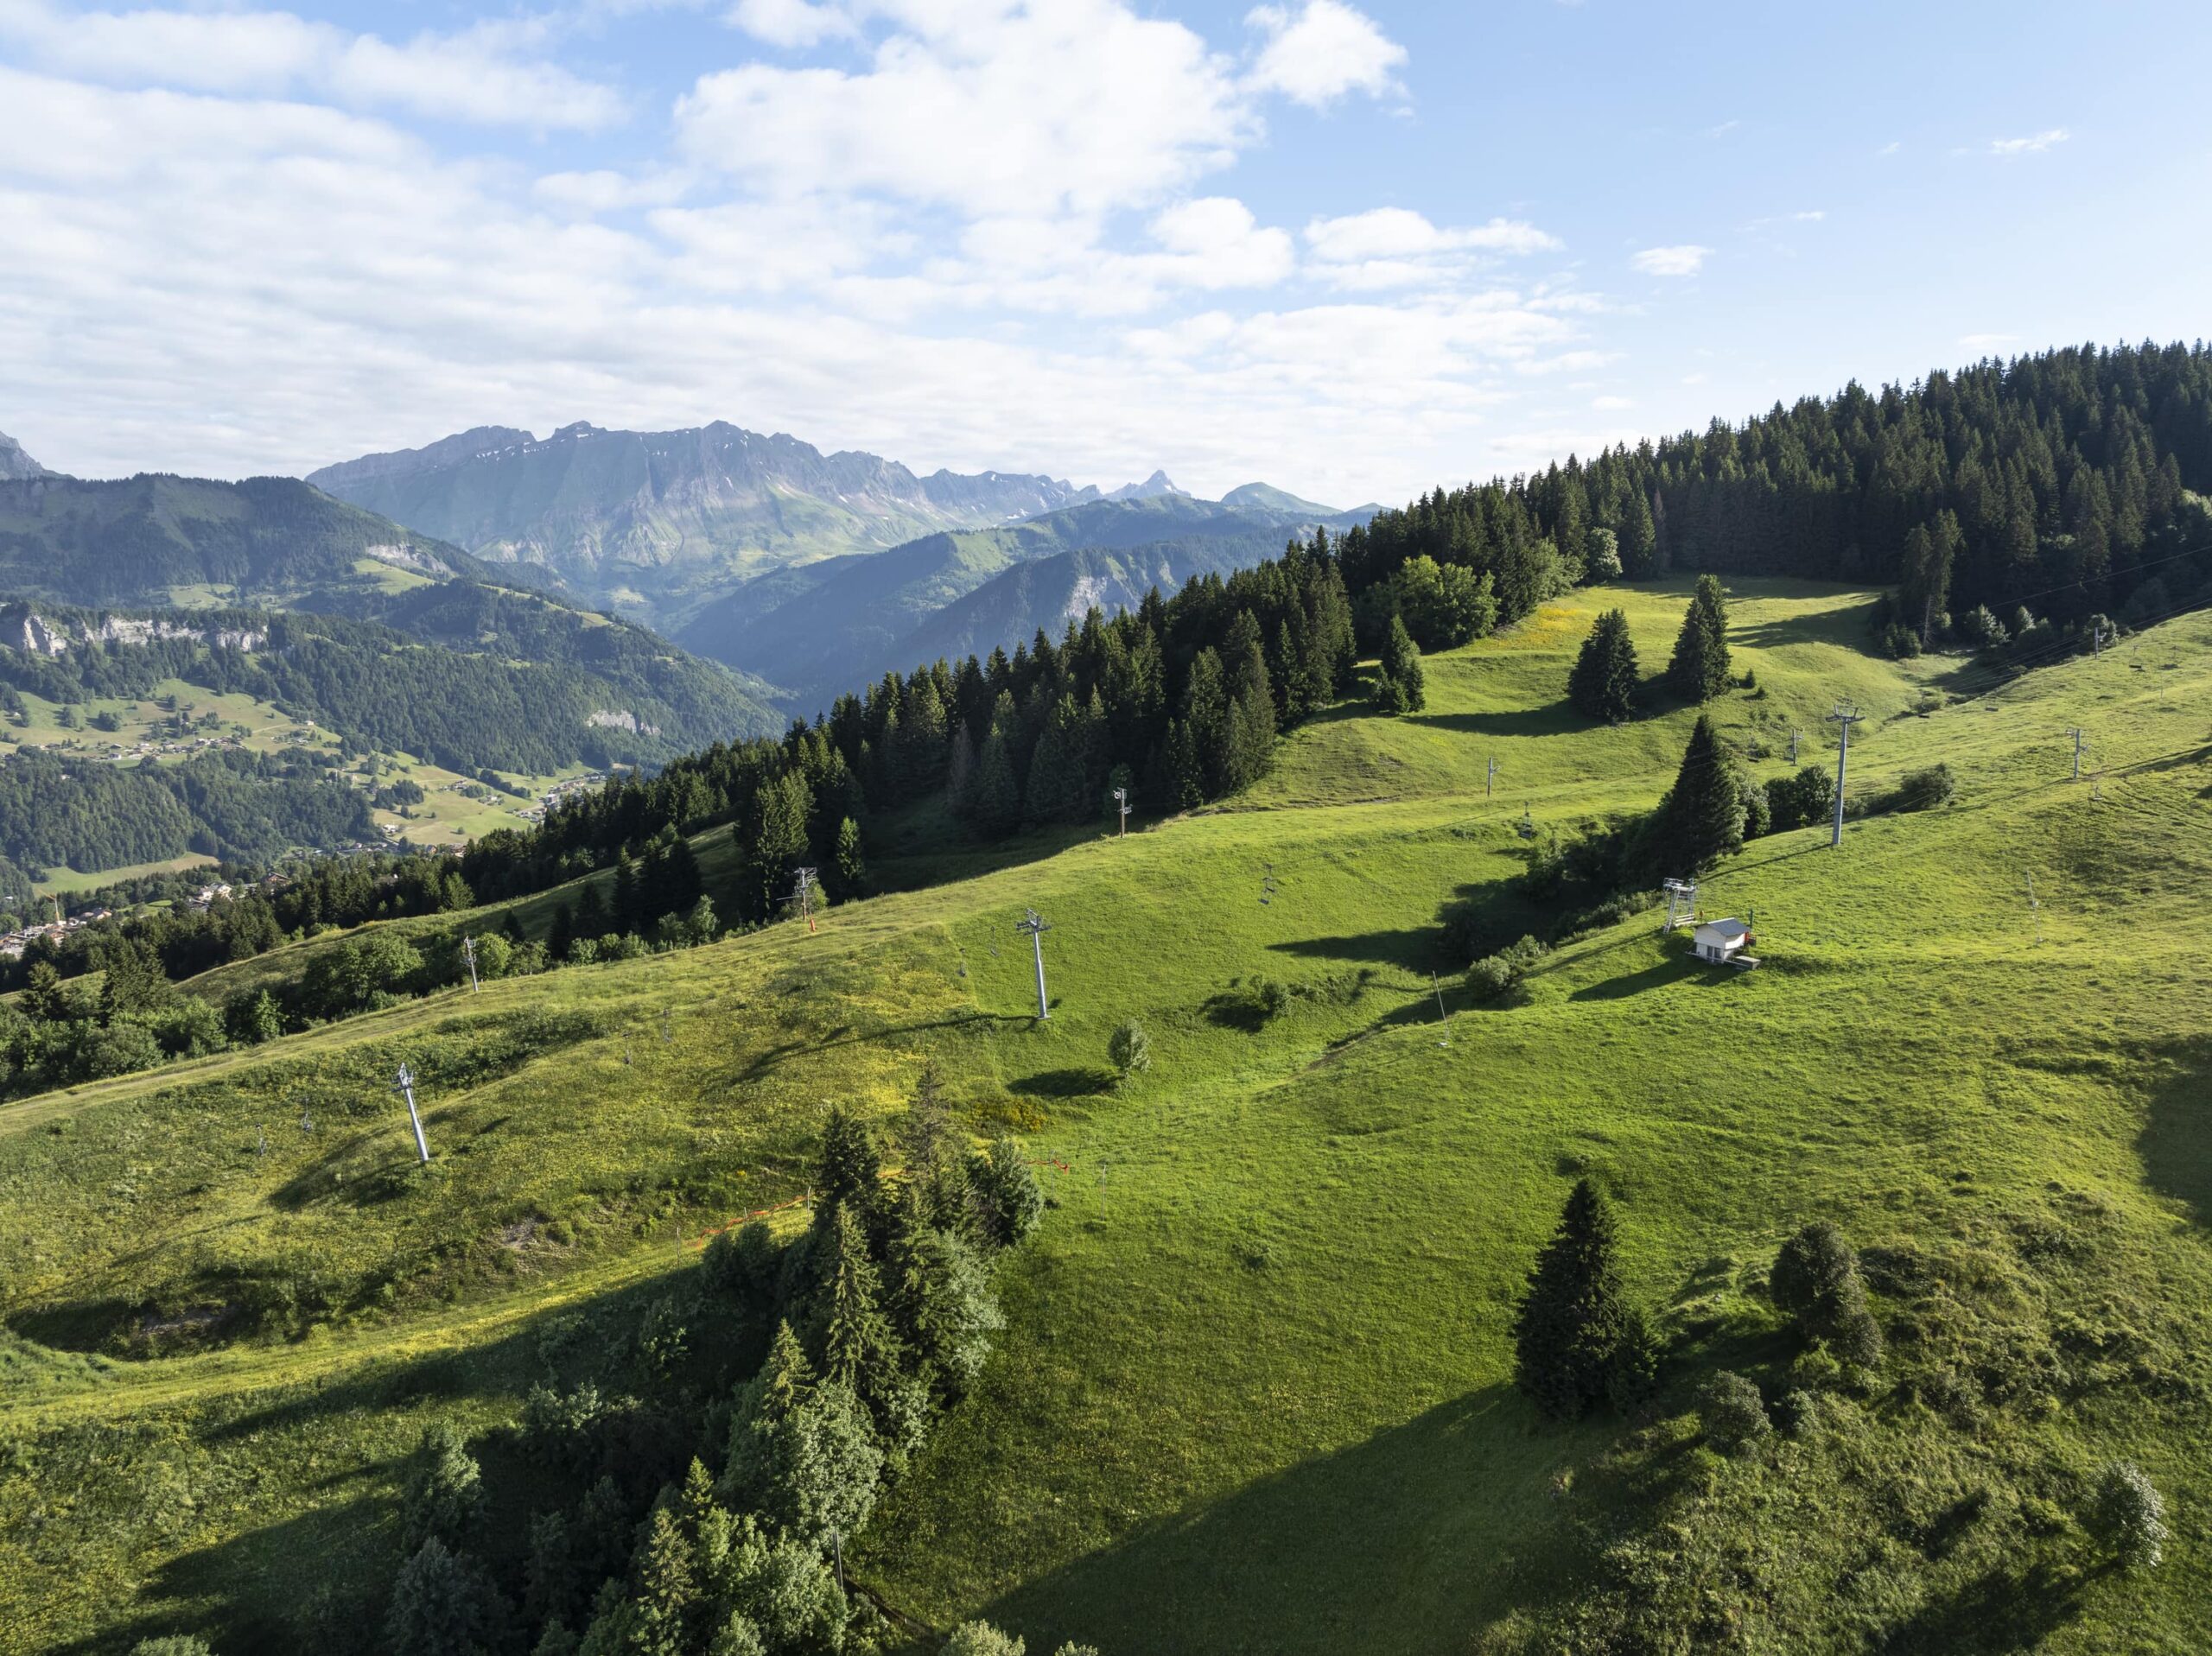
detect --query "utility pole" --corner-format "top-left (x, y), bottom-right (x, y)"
top-left (1016, 908), bottom-right (1052, 1019)
top-left (1789, 729), bottom-right (1801, 765)
top-left (786, 866), bottom-right (819, 934)
top-left (1486, 755), bottom-right (1497, 798)
top-left (2067, 727), bottom-right (2085, 781)
top-left (1827, 703), bottom-right (1863, 848)
top-left (395, 1062), bottom-right (431, 1164)
top-left (461, 935), bottom-right (480, 993)
top-left (1113, 785), bottom-right (1131, 837)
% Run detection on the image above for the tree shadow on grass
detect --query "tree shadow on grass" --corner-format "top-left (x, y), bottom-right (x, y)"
top-left (1267, 927), bottom-right (1445, 973)
top-left (961, 1382), bottom-right (1605, 1656)
top-left (1568, 952), bottom-right (1700, 1001)
top-left (1009, 1067), bottom-right (1118, 1101)
top-left (1877, 1558), bottom-right (2090, 1653)
top-left (736, 1009), bottom-right (1031, 1082)
top-left (2139, 1036), bottom-right (2212, 1225)
top-left (1409, 700), bottom-right (1583, 739)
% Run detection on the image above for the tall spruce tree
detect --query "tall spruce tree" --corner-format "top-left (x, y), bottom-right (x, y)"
top-left (1643, 714), bottom-right (1746, 875)
top-left (1667, 574), bottom-right (1732, 701)
top-left (1512, 1178), bottom-right (1632, 1420)
top-left (1567, 608), bottom-right (1638, 723)
top-left (1663, 574), bottom-right (1734, 698)
top-left (814, 1104), bottom-right (881, 1231)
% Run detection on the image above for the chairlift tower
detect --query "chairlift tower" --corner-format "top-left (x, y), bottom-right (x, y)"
top-left (786, 866), bottom-right (820, 934)
top-left (395, 1062), bottom-right (431, 1164)
top-left (461, 935), bottom-right (480, 993)
top-left (2067, 726), bottom-right (2086, 782)
top-left (1827, 703), bottom-right (1864, 848)
top-left (1660, 877), bottom-right (1697, 931)
top-left (1113, 786), bottom-right (1131, 837)
top-left (1015, 908), bottom-right (1053, 1020)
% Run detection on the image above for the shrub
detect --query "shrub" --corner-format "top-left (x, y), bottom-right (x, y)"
top-left (1107, 1019), bottom-right (1151, 1080)
top-left (1882, 621), bottom-right (1922, 658)
top-left (224, 988), bottom-right (284, 1045)
top-left (1466, 935), bottom-right (1548, 1002)
top-left (2086, 1461), bottom-right (2168, 1570)
top-left (1874, 764), bottom-right (1955, 814)
top-left (1697, 1370), bottom-right (1770, 1456)
top-left (944, 1626), bottom-right (1027, 1656)
top-left (1256, 978), bottom-right (1292, 1020)
top-left (130, 1640), bottom-right (214, 1655)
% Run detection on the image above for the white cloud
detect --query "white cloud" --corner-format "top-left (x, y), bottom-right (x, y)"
top-left (727, 0), bottom-right (856, 48)
top-left (1989, 128), bottom-right (2068, 155)
top-left (1244, 1), bottom-right (1406, 107)
top-left (1592, 395), bottom-right (1633, 410)
top-left (675, 2), bottom-right (1251, 219)
top-left (0, 1), bottom-right (624, 130)
top-left (1303, 208), bottom-right (1560, 289)
top-left (1958, 333), bottom-right (2019, 352)
top-left (1630, 244), bottom-right (1710, 277)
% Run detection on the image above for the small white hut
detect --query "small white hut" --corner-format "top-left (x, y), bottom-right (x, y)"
top-left (1692, 917), bottom-right (1753, 966)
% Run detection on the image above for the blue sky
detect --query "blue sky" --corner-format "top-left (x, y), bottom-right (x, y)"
top-left (3, 0), bottom-right (2208, 505)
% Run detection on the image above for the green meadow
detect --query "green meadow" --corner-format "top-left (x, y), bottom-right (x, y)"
top-left (3, 578), bottom-right (2209, 1653)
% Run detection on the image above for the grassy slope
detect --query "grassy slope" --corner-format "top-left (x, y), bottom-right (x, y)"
top-left (3, 579), bottom-right (2209, 1653)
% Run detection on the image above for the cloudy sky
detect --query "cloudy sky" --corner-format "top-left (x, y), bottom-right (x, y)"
top-left (3, 0), bottom-right (2209, 504)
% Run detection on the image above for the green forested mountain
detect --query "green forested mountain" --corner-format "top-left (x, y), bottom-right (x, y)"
top-left (307, 420), bottom-right (1103, 628)
top-left (0, 472), bottom-right (523, 608)
top-left (1, 593), bottom-right (779, 776)
top-left (676, 491), bottom-right (1372, 699)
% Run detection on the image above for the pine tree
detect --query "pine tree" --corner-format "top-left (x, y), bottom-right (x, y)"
top-left (383, 1538), bottom-right (510, 1656)
top-left (613, 849), bottom-right (643, 934)
top-left (834, 816), bottom-right (864, 895)
top-left (627, 1506), bottom-right (699, 1656)
top-left (1643, 714), bottom-right (1745, 875)
top-left (814, 1103), bottom-right (881, 1230)
top-left (1567, 608), bottom-right (1638, 723)
top-left (1512, 1179), bottom-right (1631, 1420)
top-left (1372, 614), bottom-right (1425, 714)
top-left (1180, 648), bottom-right (1231, 794)
top-left (574, 881), bottom-right (608, 943)
top-left (1666, 575), bottom-right (1732, 700)
top-left (819, 1204), bottom-right (900, 1406)
top-left (1223, 638), bottom-right (1276, 791)
top-left (969, 698), bottom-right (1022, 839)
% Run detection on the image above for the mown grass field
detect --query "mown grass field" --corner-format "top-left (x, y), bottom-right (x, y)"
top-left (3, 578), bottom-right (2209, 1653)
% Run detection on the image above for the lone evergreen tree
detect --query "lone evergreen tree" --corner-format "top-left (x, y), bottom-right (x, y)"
top-left (1372, 614), bottom-right (1426, 714)
top-left (814, 1104), bottom-right (881, 1230)
top-left (1567, 608), bottom-right (1638, 723)
top-left (1643, 714), bottom-right (1745, 875)
top-left (834, 816), bottom-right (865, 895)
top-left (1667, 574), bottom-right (1732, 701)
top-left (1512, 1178), bottom-right (1631, 1420)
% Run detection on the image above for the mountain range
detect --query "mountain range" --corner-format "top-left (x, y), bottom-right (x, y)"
top-left (308, 419), bottom-right (1372, 703)
top-left (307, 420), bottom-right (1110, 630)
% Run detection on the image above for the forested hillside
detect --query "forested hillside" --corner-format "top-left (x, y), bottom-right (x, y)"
top-left (1343, 342), bottom-right (2212, 636)
top-left (0, 473), bottom-right (521, 608)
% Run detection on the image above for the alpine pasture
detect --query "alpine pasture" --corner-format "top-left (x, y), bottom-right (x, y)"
top-left (4, 577), bottom-right (2209, 1654)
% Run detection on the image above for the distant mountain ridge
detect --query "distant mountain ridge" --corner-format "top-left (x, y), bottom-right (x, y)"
top-left (677, 489), bottom-right (1374, 702)
top-left (308, 420), bottom-right (1105, 629)
top-left (0, 429), bottom-right (48, 482)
